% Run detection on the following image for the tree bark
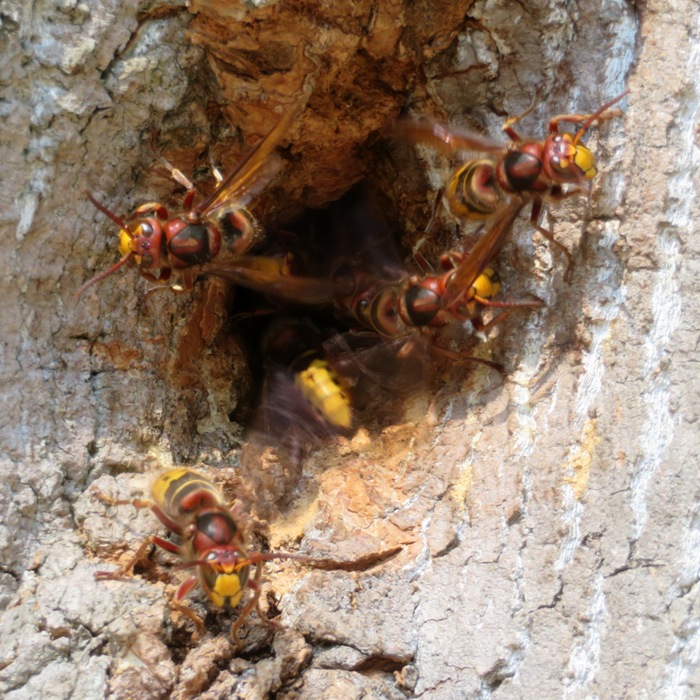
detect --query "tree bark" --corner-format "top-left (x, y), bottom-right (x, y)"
top-left (1, 0), bottom-right (697, 698)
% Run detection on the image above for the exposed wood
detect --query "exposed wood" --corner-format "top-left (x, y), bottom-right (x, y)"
top-left (1, 1), bottom-right (698, 698)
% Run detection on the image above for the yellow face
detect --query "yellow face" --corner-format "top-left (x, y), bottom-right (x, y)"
top-left (118, 228), bottom-right (134, 258)
top-left (550, 136), bottom-right (598, 181)
top-left (200, 557), bottom-right (249, 608)
top-left (206, 571), bottom-right (244, 608)
top-left (572, 144), bottom-right (597, 179)
top-left (472, 268), bottom-right (500, 300)
top-left (544, 131), bottom-right (600, 184)
top-left (462, 268), bottom-right (501, 317)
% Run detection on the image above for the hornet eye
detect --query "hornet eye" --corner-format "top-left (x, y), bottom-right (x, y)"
top-left (137, 222), bottom-right (154, 237)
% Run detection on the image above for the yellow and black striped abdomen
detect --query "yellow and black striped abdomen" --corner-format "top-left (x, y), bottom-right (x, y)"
top-left (295, 359), bottom-right (352, 431)
top-left (446, 159), bottom-right (504, 220)
top-left (151, 468), bottom-right (224, 520)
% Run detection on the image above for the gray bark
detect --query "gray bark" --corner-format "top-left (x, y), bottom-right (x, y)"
top-left (1, 0), bottom-right (698, 698)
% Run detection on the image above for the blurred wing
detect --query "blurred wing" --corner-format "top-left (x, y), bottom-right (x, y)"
top-left (323, 331), bottom-right (429, 393)
top-left (261, 365), bottom-right (346, 440)
top-left (198, 96), bottom-right (306, 218)
top-left (395, 119), bottom-right (505, 154)
top-left (254, 362), bottom-right (352, 470)
top-left (239, 369), bottom-right (330, 505)
top-left (328, 184), bottom-right (405, 281)
top-left (203, 257), bottom-right (340, 305)
top-left (442, 199), bottom-right (525, 308)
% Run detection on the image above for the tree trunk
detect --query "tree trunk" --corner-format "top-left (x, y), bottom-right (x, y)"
top-left (1, 0), bottom-right (697, 698)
